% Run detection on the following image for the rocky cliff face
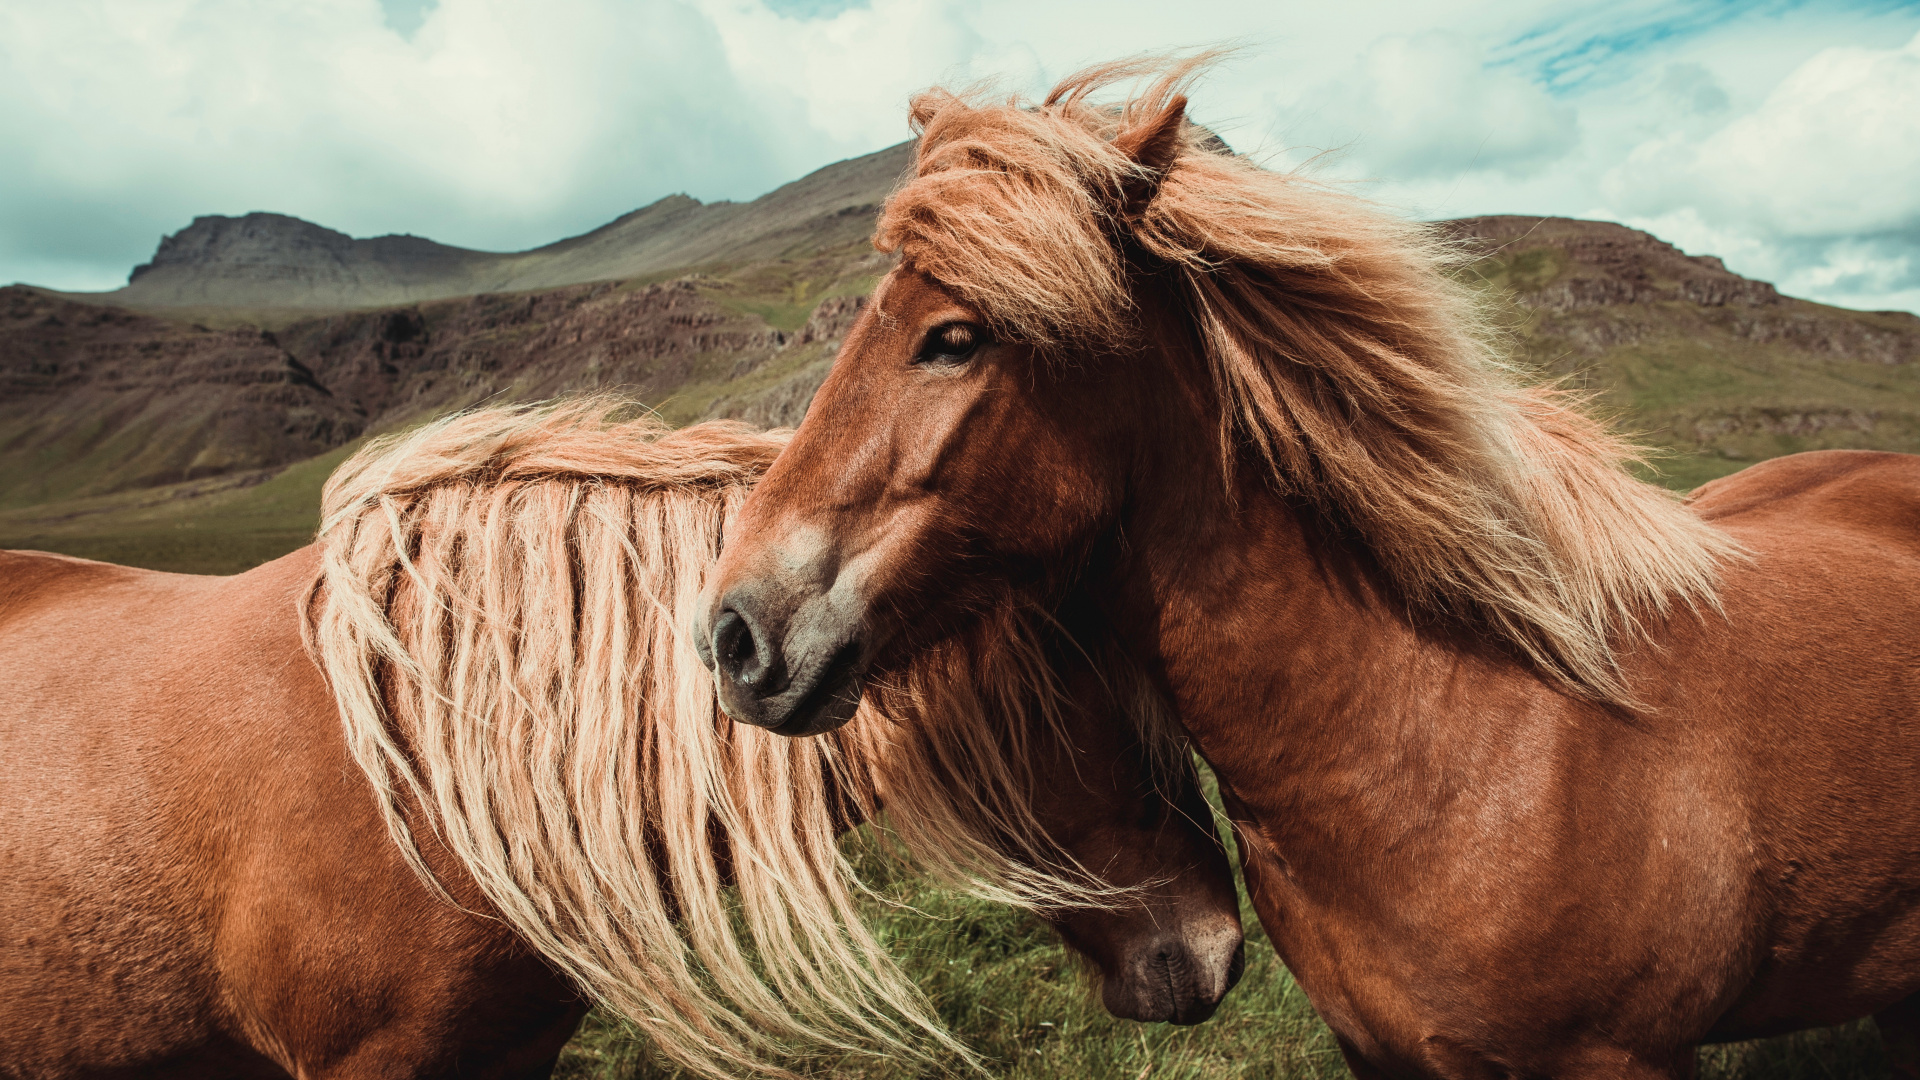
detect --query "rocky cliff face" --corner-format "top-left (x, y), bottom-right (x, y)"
top-left (1448, 216), bottom-right (1783, 311)
top-left (0, 274), bottom-right (870, 507)
top-left (1449, 215), bottom-right (1920, 482)
top-left (277, 277), bottom-right (798, 425)
top-left (9, 208), bottom-right (1920, 523)
top-left (119, 213), bottom-right (491, 308)
top-left (0, 286), bottom-right (363, 507)
top-left (706, 294), bottom-right (867, 429)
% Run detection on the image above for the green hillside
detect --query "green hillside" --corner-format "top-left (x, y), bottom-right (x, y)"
top-left (1454, 215), bottom-right (1920, 490)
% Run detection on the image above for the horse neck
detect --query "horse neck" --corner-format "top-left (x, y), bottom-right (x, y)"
top-left (1106, 329), bottom-right (1577, 877)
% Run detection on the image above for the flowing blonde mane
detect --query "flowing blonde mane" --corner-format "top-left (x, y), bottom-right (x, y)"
top-left (877, 56), bottom-right (1740, 703)
top-left (305, 400), bottom-right (1162, 1078)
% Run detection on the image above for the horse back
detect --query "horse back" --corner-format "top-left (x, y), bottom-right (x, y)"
top-left (1665, 452), bottom-right (1920, 1035)
top-left (1689, 449), bottom-right (1920, 543)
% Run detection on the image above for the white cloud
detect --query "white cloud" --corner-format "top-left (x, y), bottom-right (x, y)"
top-left (1589, 28), bottom-right (1920, 313)
top-left (1606, 30), bottom-right (1920, 238)
top-left (0, 0), bottom-right (802, 273)
top-left (1, 0), bottom-right (1917, 315)
top-left (697, 0), bottom-right (998, 150)
top-left (1289, 32), bottom-right (1578, 180)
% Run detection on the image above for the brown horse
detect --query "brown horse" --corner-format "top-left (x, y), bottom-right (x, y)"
top-left (0, 402), bottom-right (1242, 1080)
top-left (698, 58), bottom-right (1920, 1080)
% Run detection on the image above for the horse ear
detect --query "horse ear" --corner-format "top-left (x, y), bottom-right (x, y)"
top-left (1112, 94), bottom-right (1187, 220)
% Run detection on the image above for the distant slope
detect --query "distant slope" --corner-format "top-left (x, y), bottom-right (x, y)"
top-left (0, 258), bottom-right (875, 508)
top-left (1452, 215), bottom-right (1920, 487)
top-left (8, 201), bottom-right (1920, 573)
top-left (0, 287), bottom-right (362, 509)
top-left (82, 143), bottom-right (911, 311)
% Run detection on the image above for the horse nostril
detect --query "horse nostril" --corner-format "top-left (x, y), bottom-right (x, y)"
top-left (1225, 941), bottom-right (1246, 990)
top-left (711, 605), bottom-right (787, 698)
top-left (1157, 948), bottom-right (1185, 1015)
top-left (713, 609), bottom-right (759, 683)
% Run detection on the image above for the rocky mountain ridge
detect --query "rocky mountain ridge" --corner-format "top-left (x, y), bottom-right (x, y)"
top-left (0, 257), bottom-right (880, 510)
top-left (1451, 214), bottom-right (1920, 484)
top-left (121, 213), bottom-right (495, 308)
top-left (1453, 215), bottom-right (1916, 362)
top-left (8, 198), bottom-right (1920, 570)
top-left (84, 142), bottom-right (913, 311)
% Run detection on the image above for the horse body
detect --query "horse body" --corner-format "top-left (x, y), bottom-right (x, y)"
top-left (1119, 442), bottom-right (1920, 1075)
top-left (0, 546), bottom-right (583, 1080)
top-left (697, 60), bottom-right (1920, 1078)
top-left (1683, 453), bottom-right (1920, 1035)
top-left (3, 406), bottom-right (1241, 1079)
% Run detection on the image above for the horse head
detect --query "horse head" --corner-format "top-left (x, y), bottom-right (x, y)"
top-left (696, 53), bottom-right (1730, 735)
top-left (695, 68), bottom-right (1195, 739)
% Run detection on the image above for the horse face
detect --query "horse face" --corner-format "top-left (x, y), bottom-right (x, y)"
top-left (851, 628), bottom-right (1246, 1027)
top-left (697, 266), bottom-right (1130, 736)
top-left (1028, 690), bottom-right (1245, 1026)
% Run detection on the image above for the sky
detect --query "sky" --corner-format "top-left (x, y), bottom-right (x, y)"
top-left (2, 0), bottom-right (1918, 313)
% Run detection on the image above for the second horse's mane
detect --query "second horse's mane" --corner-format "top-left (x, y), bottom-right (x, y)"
top-left (303, 399), bottom-right (1177, 1078)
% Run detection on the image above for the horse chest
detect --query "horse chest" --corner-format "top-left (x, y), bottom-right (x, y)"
top-left (1222, 760), bottom-right (1760, 1073)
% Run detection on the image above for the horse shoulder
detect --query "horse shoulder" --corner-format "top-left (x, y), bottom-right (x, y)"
top-left (180, 549), bottom-right (583, 1075)
top-left (0, 550), bottom-right (261, 1073)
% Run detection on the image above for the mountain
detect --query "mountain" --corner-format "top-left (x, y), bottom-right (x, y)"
top-left (0, 265), bottom-right (875, 503)
top-left (117, 215), bottom-right (496, 310)
top-left (1451, 215), bottom-right (1920, 488)
top-left (5, 166), bottom-right (1919, 571)
top-left (88, 143), bottom-right (912, 312)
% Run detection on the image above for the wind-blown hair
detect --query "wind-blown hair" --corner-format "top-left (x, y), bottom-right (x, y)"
top-left (305, 400), bottom-right (1160, 1078)
top-left (877, 55), bottom-right (1739, 703)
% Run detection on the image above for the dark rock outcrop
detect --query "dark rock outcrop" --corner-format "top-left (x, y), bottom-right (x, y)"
top-left (1447, 216), bottom-right (1782, 312)
top-left (0, 285), bottom-right (365, 506)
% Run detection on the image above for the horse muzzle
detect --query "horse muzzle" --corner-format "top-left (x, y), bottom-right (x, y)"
top-left (697, 576), bottom-right (870, 737)
top-left (1102, 920), bottom-right (1246, 1026)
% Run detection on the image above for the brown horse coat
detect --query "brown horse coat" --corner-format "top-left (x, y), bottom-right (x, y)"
top-left (1, 547), bottom-right (585, 1079)
top-left (696, 59), bottom-right (1920, 1080)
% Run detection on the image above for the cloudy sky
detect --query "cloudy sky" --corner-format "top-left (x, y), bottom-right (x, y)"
top-left (2, 0), bottom-right (1917, 313)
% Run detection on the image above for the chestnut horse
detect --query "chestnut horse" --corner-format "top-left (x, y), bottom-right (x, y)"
top-left (0, 402), bottom-right (1241, 1080)
top-left (698, 59), bottom-right (1920, 1080)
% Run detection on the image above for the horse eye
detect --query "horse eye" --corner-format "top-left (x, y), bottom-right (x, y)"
top-left (914, 322), bottom-right (986, 367)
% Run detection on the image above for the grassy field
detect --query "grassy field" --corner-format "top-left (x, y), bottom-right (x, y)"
top-left (0, 442), bottom-right (351, 573)
top-left (554, 794), bottom-right (1886, 1080)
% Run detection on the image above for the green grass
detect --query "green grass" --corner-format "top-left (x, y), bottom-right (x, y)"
top-left (552, 779), bottom-right (1887, 1080)
top-left (553, 786), bottom-right (1346, 1080)
top-left (0, 441), bottom-right (348, 573)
